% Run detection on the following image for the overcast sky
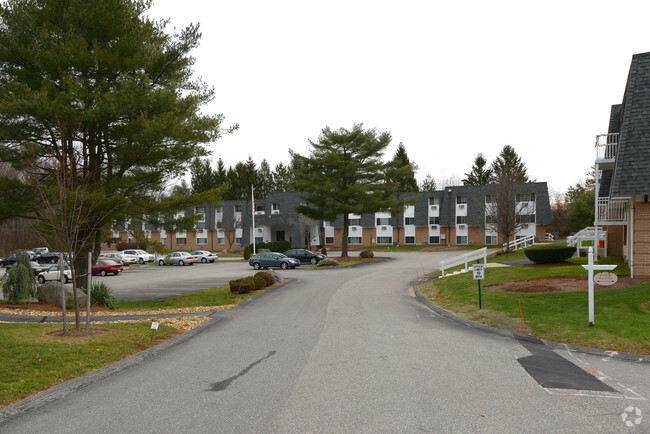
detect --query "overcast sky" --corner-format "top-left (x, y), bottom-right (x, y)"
top-left (147, 0), bottom-right (649, 198)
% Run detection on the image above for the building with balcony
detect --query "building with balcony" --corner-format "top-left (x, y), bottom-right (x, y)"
top-left (108, 184), bottom-right (551, 252)
top-left (594, 51), bottom-right (650, 278)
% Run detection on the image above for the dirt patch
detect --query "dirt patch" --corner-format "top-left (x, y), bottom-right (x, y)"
top-left (488, 275), bottom-right (647, 292)
top-left (48, 328), bottom-right (112, 338)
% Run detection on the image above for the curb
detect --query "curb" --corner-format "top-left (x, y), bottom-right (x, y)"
top-left (412, 278), bottom-right (650, 364)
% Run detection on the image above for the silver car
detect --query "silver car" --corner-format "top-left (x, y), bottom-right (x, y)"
top-left (189, 250), bottom-right (218, 263)
top-left (101, 252), bottom-right (138, 266)
top-left (158, 251), bottom-right (199, 266)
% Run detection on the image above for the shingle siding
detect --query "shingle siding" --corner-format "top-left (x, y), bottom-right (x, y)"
top-left (611, 52), bottom-right (650, 197)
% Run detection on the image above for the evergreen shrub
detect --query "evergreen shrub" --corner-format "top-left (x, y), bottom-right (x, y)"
top-left (524, 246), bottom-right (576, 264)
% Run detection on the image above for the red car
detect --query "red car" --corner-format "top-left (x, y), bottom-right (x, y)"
top-left (92, 259), bottom-right (124, 276)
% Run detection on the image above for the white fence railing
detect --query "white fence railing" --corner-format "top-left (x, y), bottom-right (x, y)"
top-left (503, 234), bottom-right (535, 251)
top-left (567, 227), bottom-right (607, 256)
top-left (440, 247), bottom-right (487, 277)
top-left (595, 133), bottom-right (619, 161)
top-left (595, 197), bottom-right (628, 224)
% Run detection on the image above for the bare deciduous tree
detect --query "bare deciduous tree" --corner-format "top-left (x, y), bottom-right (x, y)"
top-left (484, 175), bottom-right (535, 252)
top-left (219, 206), bottom-right (241, 250)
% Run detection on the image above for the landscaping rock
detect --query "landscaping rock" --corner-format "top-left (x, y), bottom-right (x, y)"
top-left (37, 282), bottom-right (88, 307)
top-left (317, 258), bottom-right (339, 267)
top-left (359, 250), bottom-right (374, 258)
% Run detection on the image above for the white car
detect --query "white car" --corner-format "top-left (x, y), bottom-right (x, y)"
top-left (122, 249), bottom-right (155, 264)
top-left (37, 264), bottom-right (73, 284)
top-left (189, 250), bottom-right (218, 263)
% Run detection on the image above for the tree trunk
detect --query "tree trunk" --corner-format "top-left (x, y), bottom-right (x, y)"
top-left (341, 214), bottom-right (349, 258)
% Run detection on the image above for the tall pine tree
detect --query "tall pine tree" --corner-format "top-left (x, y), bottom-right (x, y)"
top-left (463, 153), bottom-right (493, 185)
top-left (291, 124), bottom-right (410, 257)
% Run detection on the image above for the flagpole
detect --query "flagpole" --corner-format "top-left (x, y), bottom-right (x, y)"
top-left (251, 185), bottom-right (256, 255)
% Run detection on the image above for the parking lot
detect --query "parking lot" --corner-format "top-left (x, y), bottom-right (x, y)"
top-left (92, 259), bottom-right (307, 301)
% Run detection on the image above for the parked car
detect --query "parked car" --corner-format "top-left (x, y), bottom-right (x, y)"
top-left (32, 247), bottom-right (49, 256)
top-left (36, 251), bottom-right (61, 264)
top-left (3, 250), bottom-right (38, 268)
top-left (29, 261), bottom-right (50, 276)
top-left (37, 264), bottom-right (72, 284)
top-left (122, 249), bottom-right (155, 264)
top-left (158, 251), bottom-right (199, 266)
top-left (284, 249), bottom-right (326, 265)
top-left (190, 250), bottom-right (218, 263)
top-left (100, 252), bottom-right (138, 266)
top-left (92, 259), bottom-right (123, 276)
top-left (249, 252), bottom-right (300, 270)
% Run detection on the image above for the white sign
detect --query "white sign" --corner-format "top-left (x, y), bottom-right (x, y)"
top-left (594, 272), bottom-right (618, 286)
top-left (473, 264), bottom-right (485, 280)
top-left (151, 322), bottom-right (159, 330)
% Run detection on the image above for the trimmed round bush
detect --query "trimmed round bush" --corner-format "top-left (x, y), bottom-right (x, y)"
top-left (254, 271), bottom-right (274, 287)
top-left (243, 246), bottom-right (251, 261)
top-left (229, 276), bottom-right (256, 294)
top-left (321, 247), bottom-right (327, 255)
top-left (524, 246), bottom-right (576, 264)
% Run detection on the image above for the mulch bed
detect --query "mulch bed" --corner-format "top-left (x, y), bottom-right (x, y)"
top-left (488, 275), bottom-right (647, 292)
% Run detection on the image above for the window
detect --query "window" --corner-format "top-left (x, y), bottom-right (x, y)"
top-left (377, 236), bottom-right (392, 244)
top-left (456, 236), bottom-right (468, 245)
top-left (235, 237), bottom-right (242, 245)
top-left (196, 237), bottom-right (208, 245)
top-left (348, 237), bottom-right (362, 244)
top-left (349, 218), bottom-right (361, 226)
top-left (456, 196), bottom-right (467, 204)
top-left (217, 237), bottom-right (224, 244)
top-left (405, 236), bottom-right (415, 244)
top-left (429, 197), bottom-right (439, 206)
top-left (376, 218), bottom-right (390, 225)
top-left (176, 237), bottom-right (186, 245)
top-left (404, 217), bottom-right (415, 225)
top-left (485, 195), bottom-right (495, 203)
top-left (485, 235), bottom-right (498, 245)
top-left (429, 216), bottom-right (440, 225)
top-left (255, 237), bottom-right (263, 243)
top-left (516, 214), bottom-right (536, 223)
top-left (161, 237), bottom-right (167, 245)
top-left (456, 215), bottom-right (467, 224)
top-left (325, 237), bottom-right (334, 244)
top-left (255, 203), bottom-right (265, 213)
top-left (216, 206), bottom-right (223, 213)
top-left (485, 215), bottom-right (497, 224)
top-left (234, 205), bottom-right (242, 212)
top-left (516, 193), bottom-right (536, 202)
top-left (272, 203), bottom-right (280, 212)
top-left (429, 236), bottom-right (440, 244)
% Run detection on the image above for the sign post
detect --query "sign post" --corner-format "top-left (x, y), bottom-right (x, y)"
top-left (473, 261), bottom-right (485, 309)
top-left (581, 247), bottom-right (616, 326)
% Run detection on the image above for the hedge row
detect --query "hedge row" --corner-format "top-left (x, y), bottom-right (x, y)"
top-left (229, 271), bottom-right (275, 294)
top-left (524, 246), bottom-right (576, 264)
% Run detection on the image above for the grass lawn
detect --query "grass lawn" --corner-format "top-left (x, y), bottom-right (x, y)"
top-left (419, 264), bottom-right (650, 354)
top-left (0, 322), bottom-right (179, 408)
top-left (0, 281), bottom-right (273, 408)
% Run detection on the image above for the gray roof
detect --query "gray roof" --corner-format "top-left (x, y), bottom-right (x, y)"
top-left (609, 52), bottom-right (650, 196)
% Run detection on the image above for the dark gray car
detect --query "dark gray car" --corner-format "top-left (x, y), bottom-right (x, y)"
top-left (249, 252), bottom-right (300, 270)
top-left (284, 249), bottom-right (326, 265)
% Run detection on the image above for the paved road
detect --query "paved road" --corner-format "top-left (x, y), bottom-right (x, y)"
top-left (1, 252), bottom-right (649, 432)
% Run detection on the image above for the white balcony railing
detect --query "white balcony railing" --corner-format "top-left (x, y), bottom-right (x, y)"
top-left (595, 133), bottom-right (619, 161)
top-left (595, 197), bottom-right (628, 224)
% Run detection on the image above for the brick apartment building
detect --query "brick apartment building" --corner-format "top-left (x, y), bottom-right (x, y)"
top-left (595, 52), bottom-right (650, 278)
top-left (110, 183), bottom-right (552, 252)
